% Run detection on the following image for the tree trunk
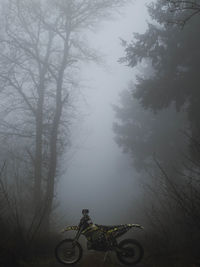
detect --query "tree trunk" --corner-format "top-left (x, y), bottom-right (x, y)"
top-left (34, 85), bottom-right (44, 210)
top-left (33, 33), bottom-right (53, 212)
top-left (44, 35), bottom-right (69, 231)
top-left (44, 104), bottom-right (62, 231)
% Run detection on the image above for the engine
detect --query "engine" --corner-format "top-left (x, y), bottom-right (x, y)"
top-left (87, 230), bottom-right (108, 251)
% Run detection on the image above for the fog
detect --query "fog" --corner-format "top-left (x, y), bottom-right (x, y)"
top-left (58, 0), bottom-right (150, 224)
top-left (1, 0), bottom-right (200, 266)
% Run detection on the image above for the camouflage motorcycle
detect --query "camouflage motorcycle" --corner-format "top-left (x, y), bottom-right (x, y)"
top-left (55, 209), bottom-right (144, 265)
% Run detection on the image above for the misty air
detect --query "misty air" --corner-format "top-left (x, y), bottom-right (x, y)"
top-left (0, 0), bottom-right (200, 267)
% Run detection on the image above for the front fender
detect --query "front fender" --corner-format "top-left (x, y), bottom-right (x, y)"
top-left (61, 225), bottom-right (79, 233)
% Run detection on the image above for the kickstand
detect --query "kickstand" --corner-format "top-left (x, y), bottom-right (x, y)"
top-left (103, 251), bottom-right (112, 264)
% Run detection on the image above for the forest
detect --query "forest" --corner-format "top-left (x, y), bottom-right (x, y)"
top-left (0, 0), bottom-right (200, 267)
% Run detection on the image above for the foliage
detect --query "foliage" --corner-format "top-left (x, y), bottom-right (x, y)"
top-left (113, 86), bottom-right (188, 172)
top-left (120, 1), bottom-right (200, 143)
top-left (114, 2), bottom-right (200, 265)
top-left (148, 0), bottom-right (200, 26)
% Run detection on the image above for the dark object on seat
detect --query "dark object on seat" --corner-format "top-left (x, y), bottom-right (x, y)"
top-left (82, 209), bottom-right (89, 215)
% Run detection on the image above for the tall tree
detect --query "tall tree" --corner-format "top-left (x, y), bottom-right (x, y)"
top-left (0, 0), bottom-right (128, 231)
top-left (120, 4), bottom-right (200, 144)
top-left (113, 87), bottom-right (188, 172)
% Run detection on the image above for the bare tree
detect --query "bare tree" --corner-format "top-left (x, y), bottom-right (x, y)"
top-left (0, 0), bottom-right (128, 231)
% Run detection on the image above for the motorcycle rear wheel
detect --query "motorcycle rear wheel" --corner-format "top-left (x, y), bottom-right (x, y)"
top-left (116, 238), bottom-right (144, 265)
top-left (55, 238), bottom-right (83, 265)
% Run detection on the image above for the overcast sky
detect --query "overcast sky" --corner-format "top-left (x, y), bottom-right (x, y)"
top-left (58, 0), bottom-right (151, 225)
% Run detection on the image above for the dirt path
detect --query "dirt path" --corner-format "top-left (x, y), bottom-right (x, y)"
top-left (54, 251), bottom-right (147, 267)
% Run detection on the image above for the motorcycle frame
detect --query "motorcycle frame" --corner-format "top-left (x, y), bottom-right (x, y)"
top-left (62, 223), bottom-right (143, 252)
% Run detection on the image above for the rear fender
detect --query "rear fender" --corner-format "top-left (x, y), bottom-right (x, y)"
top-left (111, 224), bottom-right (144, 239)
top-left (108, 224), bottom-right (144, 234)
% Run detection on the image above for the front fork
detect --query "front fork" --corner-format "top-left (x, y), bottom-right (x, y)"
top-left (73, 226), bottom-right (83, 243)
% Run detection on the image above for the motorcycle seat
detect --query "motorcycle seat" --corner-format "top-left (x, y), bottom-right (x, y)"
top-left (96, 224), bottom-right (124, 231)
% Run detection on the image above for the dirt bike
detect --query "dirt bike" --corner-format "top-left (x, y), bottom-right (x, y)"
top-left (55, 209), bottom-right (144, 265)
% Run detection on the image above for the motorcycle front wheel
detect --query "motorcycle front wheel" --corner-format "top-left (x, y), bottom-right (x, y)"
top-left (55, 238), bottom-right (83, 265)
top-left (116, 238), bottom-right (144, 265)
